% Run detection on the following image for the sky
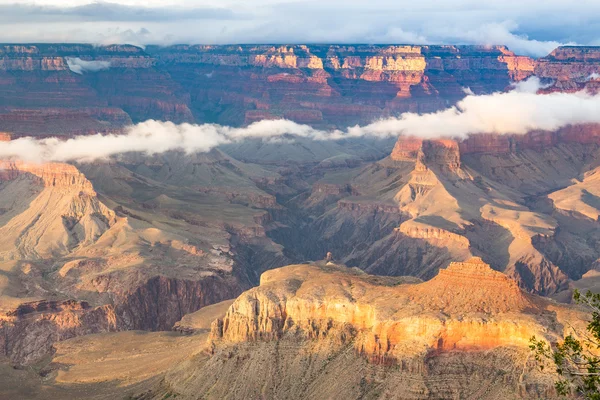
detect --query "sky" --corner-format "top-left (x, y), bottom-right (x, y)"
top-left (0, 0), bottom-right (598, 56)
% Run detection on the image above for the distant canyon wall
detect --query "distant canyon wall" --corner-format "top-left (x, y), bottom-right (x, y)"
top-left (0, 44), bottom-right (598, 136)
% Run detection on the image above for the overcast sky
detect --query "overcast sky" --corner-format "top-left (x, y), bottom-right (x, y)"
top-left (0, 0), bottom-right (598, 56)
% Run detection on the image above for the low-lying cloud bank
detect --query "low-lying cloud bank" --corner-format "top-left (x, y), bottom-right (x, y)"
top-left (2, 78), bottom-right (600, 163)
top-left (66, 57), bottom-right (111, 74)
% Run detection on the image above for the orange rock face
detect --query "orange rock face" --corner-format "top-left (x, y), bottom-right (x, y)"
top-left (210, 259), bottom-right (565, 363)
top-left (396, 224), bottom-right (470, 248)
top-left (391, 136), bottom-right (462, 172)
top-left (407, 257), bottom-right (531, 313)
top-left (500, 54), bottom-right (537, 81)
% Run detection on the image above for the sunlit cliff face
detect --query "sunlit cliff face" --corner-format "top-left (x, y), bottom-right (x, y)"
top-left (210, 258), bottom-right (568, 362)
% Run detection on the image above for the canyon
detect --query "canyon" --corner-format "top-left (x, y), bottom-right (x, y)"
top-left (0, 43), bottom-right (600, 399)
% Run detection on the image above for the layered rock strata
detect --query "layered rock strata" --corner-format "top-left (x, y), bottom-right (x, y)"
top-left (211, 259), bottom-right (551, 359)
top-left (136, 260), bottom-right (570, 399)
top-left (0, 44), bottom-right (597, 132)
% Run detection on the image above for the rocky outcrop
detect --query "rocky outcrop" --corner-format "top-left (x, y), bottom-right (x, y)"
top-left (0, 161), bottom-right (118, 260)
top-left (114, 275), bottom-right (241, 331)
top-left (390, 136), bottom-right (425, 161)
top-left (420, 139), bottom-right (462, 172)
top-left (155, 260), bottom-right (565, 399)
top-left (411, 257), bottom-right (531, 313)
top-left (211, 259), bottom-right (550, 356)
top-left (0, 299), bottom-right (118, 366)
top-left (396, 223), bottom-right (470, 248)
top-left (390, 136), bottom-right (463, 173)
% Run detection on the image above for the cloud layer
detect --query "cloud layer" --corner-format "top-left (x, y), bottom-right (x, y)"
top-left (1, 78), bottom-right (600, 163)
top-left (0, 0), bottom-right (598, 56)
top-left (66, 57), bottom-right (111, 74)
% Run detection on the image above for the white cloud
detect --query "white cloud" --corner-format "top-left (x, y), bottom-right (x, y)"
top-left (66, 57), bottom-right (111, 74)
top-left (510, 76), bottom-right (553, 93)
top-left (347, 78), bottom-right (600, 138)
top-left (3, 78), bottom-right (600, 162)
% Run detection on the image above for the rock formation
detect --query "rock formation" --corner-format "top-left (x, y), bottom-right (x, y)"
top-left (266, 123), bottom-right (600, 296)
top-left (0, 161), bottom-right (96, 193)
top-left (148, 44), bottom-right (535, 127)
top-left (536, 46), bottom-right (600, 92)
top-left (139, 261), bottom-right (571, 399)
top-left (212, 259), bottom-right (547, 355)
top-left (0, 44), bottom-right (192, 135)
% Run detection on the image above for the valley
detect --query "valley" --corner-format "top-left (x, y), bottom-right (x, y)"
top-left (0, 43), bottom-right (600, 399)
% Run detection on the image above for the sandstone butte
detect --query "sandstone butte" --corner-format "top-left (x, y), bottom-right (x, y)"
top-left (210, 258), bottom-right (578, 363)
